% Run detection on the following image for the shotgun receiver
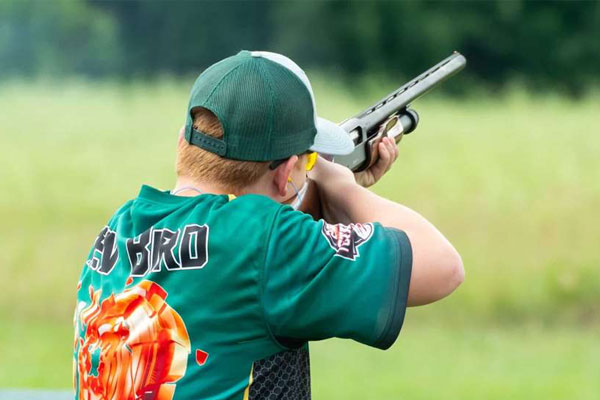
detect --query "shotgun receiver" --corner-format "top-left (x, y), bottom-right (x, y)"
top-left (333, 52), bottom-right (467, 172)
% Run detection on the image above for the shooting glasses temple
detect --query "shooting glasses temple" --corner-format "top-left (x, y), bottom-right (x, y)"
top-left (269, 151), bottom-right (316, 171)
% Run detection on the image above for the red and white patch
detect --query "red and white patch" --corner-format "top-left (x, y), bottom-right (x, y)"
top-left (195, 349), bottom-right (209, 366)
top-left (321, 222), bottom-right (374, 260)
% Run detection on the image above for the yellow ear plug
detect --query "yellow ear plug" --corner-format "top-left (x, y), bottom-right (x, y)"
top-left (288, 177), bottom-right (292, 182)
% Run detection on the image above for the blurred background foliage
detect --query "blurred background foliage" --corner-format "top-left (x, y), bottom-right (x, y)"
top-left (0, 1), bottom-right (599, 398)
top-left (1, 0), bottom-right (600, 94)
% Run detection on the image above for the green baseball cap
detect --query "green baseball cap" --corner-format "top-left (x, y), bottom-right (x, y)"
top-left (184, 50), bottom-right (354, 161)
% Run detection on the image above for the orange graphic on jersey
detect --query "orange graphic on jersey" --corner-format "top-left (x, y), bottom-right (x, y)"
top-left (74, 281), bottom-right (191, 400)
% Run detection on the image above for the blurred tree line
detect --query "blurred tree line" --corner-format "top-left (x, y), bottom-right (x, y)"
top-left (1, 0), bottom-right (599, 94)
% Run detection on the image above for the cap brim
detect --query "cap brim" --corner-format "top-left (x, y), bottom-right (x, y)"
top-left (309, 117), bottom-right (354, 155)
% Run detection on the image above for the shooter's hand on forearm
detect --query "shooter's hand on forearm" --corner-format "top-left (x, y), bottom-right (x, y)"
top-left (353, 137), bottom-right (399, 187)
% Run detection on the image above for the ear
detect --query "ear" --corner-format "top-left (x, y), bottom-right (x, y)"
top-left (273, 155), bottom-right (298, 197)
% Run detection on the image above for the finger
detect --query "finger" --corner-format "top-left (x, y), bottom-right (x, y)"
top-left (388, 138), bottom-right (399, 162)
top-left (373, 141), bottom-right (391, 177)
top-left (382, 139), bottom-right (394, 172)
top-left (383, 137), bottom-right (396, 162)
top-left (379, 140), bottom-right (391, 164)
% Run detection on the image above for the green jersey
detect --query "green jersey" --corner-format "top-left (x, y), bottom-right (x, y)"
top-left (73, 185), bottom-right (412, 400)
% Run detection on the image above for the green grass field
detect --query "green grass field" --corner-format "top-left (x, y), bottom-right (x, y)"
top-left (2, 320), bottom-right (599, 399)
top-left (0, 79), bottom-right (598, 398)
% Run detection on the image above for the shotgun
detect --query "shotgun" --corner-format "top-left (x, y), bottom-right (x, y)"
top-left (300, 52), bottom-right (467, 219)
top-left (335, 51), bottom-right (467, 172)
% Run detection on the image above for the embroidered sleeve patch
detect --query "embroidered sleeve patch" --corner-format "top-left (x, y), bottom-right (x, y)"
top-left (321, 222), bottom-right (374, 260)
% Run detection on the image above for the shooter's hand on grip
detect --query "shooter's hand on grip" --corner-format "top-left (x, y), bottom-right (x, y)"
top-left (304, 156), bottom-right (356, 224)
top-left (300, 140), bottom-right (400, 222)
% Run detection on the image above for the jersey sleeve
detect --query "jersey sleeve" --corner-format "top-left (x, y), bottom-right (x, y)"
top-left (262, 205), bottom-right (412, 350)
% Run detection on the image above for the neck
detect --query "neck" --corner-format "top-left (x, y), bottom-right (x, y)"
top-left (173, 176), bottom-right (230, 196)
top-left (173, 176), bottom-right (297, 205)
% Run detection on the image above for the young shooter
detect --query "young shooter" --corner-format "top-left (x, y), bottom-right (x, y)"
top-left (73, 51), bottom-right (464, 400)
